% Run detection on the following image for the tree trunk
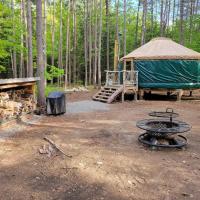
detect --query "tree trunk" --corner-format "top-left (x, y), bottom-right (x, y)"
top-left (51, 0), bottom-right (55, 68)
top-left (27, 0), bottom-right (33, 77)
top-left (43, 0), bottom-right (47, 85)
top-left (189, 0), bottom-right (195, 43)
top-left (160, 0), bottom-right (164, 36)
top-left (123, 0), bottom-right (127, 56)
top-left (88, 0), bottom-right (92, 85)
top-left (22, 0), bottom-right (28, 77)
top-left (106, 0), bottom-right (110, 71)
top-left (150, 0), bottom-right (154, 38)
top-left (58, 0), bottom-right (63, 85)
top-left (172, 0), bottom-right (176, 29)
top-left (93, 0), bottom-right (97, 87)
top-left (11, 0), bottom-right (17, 78)
top-left (20, 0), bottom-right (24, 78)
top-left (36, 0), bottom-right (46, 107)
top-left (114, 0), bottom-right (119, 71)
top-left (65, 0), bottom-right (71, 89)
top-left (179, 0), bottom-right (184, 45)
top-left (141, 0), bottom-right (147, 45)
top-left (134, 0), bottom-right (140, 48)
top-left (73, 0), bottom-right (77, 84)
top-left (98, 0), bottom-right (103, 88)
top-left (84, 0), bottom-right (88, 86)
top-left (166, 0), bottom-right (171, 35)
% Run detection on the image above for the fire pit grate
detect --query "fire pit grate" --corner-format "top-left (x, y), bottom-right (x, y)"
top-left (137, 108), bottom-right (191, 149)
top-left (149, 108), bottom-right (179, 119)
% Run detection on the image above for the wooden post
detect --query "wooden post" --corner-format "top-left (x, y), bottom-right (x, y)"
top-left (131, 60), bottom-right (134, 71)
top-left (122, 60), bottom-right (126, 103)
top-left (105, 71), bottom-right (108, 86)
top-left (138, 89), bottom-right (144, 100)
top-left (122, 70), bottom-right (125, 102)
top-left (134, 88), bottom-right (138, 101)
top-left (114, 39), bottom-right (119, 71)
top-left (31, 83), bottom-right (37, 110)
top-left (177, 89), bottom-right (183, 101)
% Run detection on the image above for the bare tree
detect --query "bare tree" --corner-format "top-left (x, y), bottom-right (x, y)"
top-left (36, 0), bottom-right (46, 107)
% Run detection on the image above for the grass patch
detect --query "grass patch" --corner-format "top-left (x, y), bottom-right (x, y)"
top-left (45, 85), bottom-right (64, 96)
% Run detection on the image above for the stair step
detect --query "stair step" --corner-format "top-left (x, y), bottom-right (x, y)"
top-left (100, 90), bottom-right (114, 94)
top-left (93, 97), bottom-right (108, 102)
top-left (95, 95), bottom-right (109, 99)
top-left (93, 86), bottom-right (123, 104)
top-left (98, 92), bottom-right (113, 96)
top-left (104, 87), bottom-right (118, 91)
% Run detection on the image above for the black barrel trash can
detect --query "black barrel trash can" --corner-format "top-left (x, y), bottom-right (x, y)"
top-left (47, 92), bottom-right (66, 115)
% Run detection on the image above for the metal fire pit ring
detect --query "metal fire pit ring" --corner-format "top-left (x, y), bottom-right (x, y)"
top-left (136, 119), bottom-right (191, 137)
top-left (149, 110), bottom-right (179, 119)
top-left (138, 133), bottom-right (188, 148)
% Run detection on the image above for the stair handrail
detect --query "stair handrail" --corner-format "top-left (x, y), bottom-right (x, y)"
top-left (105, 70), bottom-right (123, 86)
top-left (105, 70), bottom-right (138, 89)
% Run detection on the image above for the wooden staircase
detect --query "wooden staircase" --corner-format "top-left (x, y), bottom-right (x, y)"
top-left (93, 86), bottom-right (124, 103)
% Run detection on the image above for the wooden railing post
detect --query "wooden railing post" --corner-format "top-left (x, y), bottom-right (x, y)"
top-left (105, 70), bottom-right (108, 86)
top-left (122, 70), bottom-right (126, 102)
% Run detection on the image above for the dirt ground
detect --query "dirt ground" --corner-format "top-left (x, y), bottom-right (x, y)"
top-left (0, 91), bottom-right (200, 200)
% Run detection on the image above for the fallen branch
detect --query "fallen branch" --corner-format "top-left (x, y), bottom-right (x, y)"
top-left (44, 137), bottom-right (72, 158)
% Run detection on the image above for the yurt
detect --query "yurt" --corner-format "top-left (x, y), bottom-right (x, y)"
top-left (123, 37), bottom-right (200, 90)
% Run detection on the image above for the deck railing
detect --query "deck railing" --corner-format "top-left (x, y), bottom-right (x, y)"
top-left (105, 70), bottom-right (138, 89)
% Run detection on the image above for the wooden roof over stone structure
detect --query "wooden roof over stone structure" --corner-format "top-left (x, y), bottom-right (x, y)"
top-left (123, 37), bottom-right (200, 61)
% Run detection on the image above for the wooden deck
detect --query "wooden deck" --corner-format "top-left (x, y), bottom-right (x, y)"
top-left (93, 70), bottom-right (138, 103)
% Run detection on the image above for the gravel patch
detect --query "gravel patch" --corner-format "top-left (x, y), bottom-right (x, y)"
top-left (66, 100), bottom-right (109, 114)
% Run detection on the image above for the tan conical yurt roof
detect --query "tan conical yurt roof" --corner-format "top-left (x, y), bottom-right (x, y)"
top-left (123, 37), bottom-right (200, 60)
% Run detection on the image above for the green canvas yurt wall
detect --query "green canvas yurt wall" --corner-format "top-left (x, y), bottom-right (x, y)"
top-left (134, 60), bottom-right (200, 89)
top-left (123, 37), bottom-right (200, 90)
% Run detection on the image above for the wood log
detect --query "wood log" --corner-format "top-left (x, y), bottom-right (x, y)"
top-left (0, 87), bottom-right (36, 121)
top-left (44, 137), bottom-right (72, 158)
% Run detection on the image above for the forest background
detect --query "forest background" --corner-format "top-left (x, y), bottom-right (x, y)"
top-left (0, 0), bottom-right (200, 89)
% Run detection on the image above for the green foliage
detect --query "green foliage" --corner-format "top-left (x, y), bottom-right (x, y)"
top-left (0, 65), bottom-right (6, 72)
top-left (45, 65), bottom-right (64, 81)
top-left (0, 3), bottom-right (12, 59)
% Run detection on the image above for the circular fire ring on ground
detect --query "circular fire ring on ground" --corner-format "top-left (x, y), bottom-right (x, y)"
top-left (138, 133), bottom-right (188, 148)
top-left (137, 108), bottom-right (191, 149)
